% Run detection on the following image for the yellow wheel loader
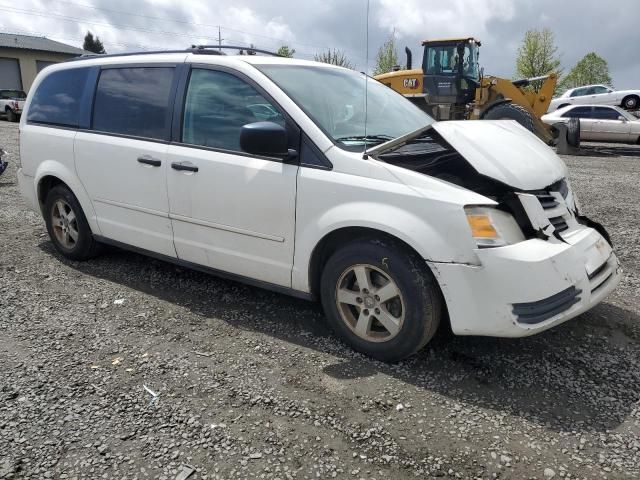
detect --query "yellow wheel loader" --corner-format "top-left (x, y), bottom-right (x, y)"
top-left (374, 38), bottom-right (560, 145)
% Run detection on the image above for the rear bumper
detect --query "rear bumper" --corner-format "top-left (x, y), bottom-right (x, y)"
top-left (429, 225), bottom-right (621, 337)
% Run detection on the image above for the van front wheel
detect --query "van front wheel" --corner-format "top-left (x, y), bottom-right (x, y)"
top-left (320, 238), bottom-right (442, 362)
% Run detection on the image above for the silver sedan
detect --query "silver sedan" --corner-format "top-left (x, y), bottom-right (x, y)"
top-left (541, 105), bottom-right (640, 144)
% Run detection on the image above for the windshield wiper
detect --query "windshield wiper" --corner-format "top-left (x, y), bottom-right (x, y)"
top-left (336, 134), bottom-right (395, 144)
top-left (364, 124), bottom-right (434, 158)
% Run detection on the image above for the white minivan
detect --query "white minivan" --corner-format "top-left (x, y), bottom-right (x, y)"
top-left (16, 48), bottom-right (620, 361)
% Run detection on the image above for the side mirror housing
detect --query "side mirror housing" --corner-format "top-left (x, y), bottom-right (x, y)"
top-left (618, 115), bottom-right (628, 122)
top-left (240, 121), bottom-right (290, 158)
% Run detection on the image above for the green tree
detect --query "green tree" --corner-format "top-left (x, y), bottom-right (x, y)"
top-left (314, 49), bottom-right (353, 69)
top-left (560, 52), bottom-right (613, 92)
top-left (82, 31), bottom-right (106, 54)
top-left (515, 28), bottom-right (561, 92)
top-left (276, 45), bottom-right (296, 58)
top-left (373, 31), bottom-right (400, 75)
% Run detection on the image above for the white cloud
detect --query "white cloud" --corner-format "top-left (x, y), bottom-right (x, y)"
top-left (375, 0), bottom-right (515, 42)
top-left (185, 4), bottom-right (295, 48)
top-left (0, 0), bottom-right (637, 87)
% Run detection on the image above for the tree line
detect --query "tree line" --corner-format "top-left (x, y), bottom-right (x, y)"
top-left (515, 28), bottom-right (612, 93)
top-left (279, 28), bottom-right (613, 95)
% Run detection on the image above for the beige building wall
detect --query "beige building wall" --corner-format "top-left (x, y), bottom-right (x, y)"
top-left (0, 48), bottom-right (78, 92)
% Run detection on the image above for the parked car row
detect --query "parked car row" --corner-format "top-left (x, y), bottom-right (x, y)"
top-left (549, 84), bottom-right (640, 112)
top-left (542, 105), bottom-right (640, 144)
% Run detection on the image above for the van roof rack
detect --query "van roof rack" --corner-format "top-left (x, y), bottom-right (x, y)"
top-left (190, 45), bottom-right (283, 57)
top-left (68, 45), bottom-right (283, 62)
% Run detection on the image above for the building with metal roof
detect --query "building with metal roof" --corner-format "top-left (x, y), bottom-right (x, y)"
top-left (0, 33), bottom-right (88, 92)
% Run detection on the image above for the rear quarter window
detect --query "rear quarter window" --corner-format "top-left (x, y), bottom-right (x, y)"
top-left (26, 68), bottom-right (90, 127)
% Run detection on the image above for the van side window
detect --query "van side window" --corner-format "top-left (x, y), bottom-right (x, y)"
top-left (27, 68), bottom-right (89, 127)
top-left (92, 67), bottom-right (174, 140)
top-left (182, 69), bottom-right (284, 152)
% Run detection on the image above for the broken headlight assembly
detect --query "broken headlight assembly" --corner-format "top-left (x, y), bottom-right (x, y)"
top-left (465, 206), bottom-right (525, 248)
top-left (564, 179), bottom-right (581, 215)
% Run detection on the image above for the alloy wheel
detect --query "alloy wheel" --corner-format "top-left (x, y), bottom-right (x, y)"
top-left (335, 264), bottom-right (405, 342)
top-left (51, 199), bottom-right (79, 250)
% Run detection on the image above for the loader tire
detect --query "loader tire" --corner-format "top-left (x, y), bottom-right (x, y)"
top-left (482, 103), bottom-right (536, 134)
top-left (567, 118), bottom-right (580, 148)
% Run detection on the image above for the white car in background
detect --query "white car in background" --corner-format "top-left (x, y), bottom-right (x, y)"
top-left (549, 85), bottom-right (640, 112)
top-left (0, 89), bottom-right (26, 122)
top-left (542, 105), bottom-right (640, 144)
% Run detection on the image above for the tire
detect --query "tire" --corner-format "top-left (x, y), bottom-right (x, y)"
top-left (482, 103), bottom-right (536, 133)
top-left (7, 109), bottom-right (17, 122)
top-left (44, 185), bottom-right (101, 261)
top-left (320, 237), bottom-right (442, 362)
top-left (622, 95), bottom-right (639, 110)
top-left (567, 118), bottom-right (581, 147)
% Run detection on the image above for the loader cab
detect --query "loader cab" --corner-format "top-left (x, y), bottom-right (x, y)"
top-left (421, 38), bottom-right (481, 114)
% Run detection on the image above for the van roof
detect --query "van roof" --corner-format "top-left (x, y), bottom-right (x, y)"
top-left (61, 49), bottom-right (343, 71)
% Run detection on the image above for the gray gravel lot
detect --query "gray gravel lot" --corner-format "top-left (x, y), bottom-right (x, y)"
top-left (1, 120), bottom-right (639, 480)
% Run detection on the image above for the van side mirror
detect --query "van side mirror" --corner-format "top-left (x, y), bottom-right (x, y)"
top-left (240, 121), bottom-right (292, 159)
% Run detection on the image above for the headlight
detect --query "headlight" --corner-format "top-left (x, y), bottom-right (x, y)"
top-left (465, 206), bottom-right (525, 248)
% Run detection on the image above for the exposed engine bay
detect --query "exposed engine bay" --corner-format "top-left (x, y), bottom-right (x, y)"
top-left (377, 129), bottom-right (612, 245)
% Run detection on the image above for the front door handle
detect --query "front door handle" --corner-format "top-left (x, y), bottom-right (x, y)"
top-left (171, 161), bottom-right (199, 173)
top-left (137, 155), bottom-right (162, 167)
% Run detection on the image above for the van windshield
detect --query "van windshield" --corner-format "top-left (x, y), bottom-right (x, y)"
top-left (256, 64), bottom-right (434, 151)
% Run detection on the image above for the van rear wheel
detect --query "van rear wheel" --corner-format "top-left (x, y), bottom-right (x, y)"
top-left (320, 238), bottom-right (442, 362)
top-left (44, 185), bottom-right (101, 260)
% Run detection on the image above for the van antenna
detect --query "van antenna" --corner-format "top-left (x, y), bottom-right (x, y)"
top-left (363, 0), bottom-right (370, 159)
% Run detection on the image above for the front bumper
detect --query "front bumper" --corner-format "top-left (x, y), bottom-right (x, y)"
top-left (428, 225), bottom-right (621, 337)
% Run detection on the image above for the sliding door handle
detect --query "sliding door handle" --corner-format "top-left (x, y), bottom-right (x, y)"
top-left (171, 161), bottom-right (199, 173)
top-left (137, 155), bottom-right (162, 167)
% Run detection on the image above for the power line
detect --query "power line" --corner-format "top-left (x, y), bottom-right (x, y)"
top-left (0, 25), bottom-right (152, 51)
top-left (0, 23), bottom-right (319, 60)
top-left (0, 4), bottom-right (346, 60)
top-left (50, 0), bottom-right (334, 51)
top-left (0, 0), bottom-right (365, 58)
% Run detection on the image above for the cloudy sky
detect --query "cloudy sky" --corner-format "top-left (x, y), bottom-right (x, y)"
top-left (1, 0), bottom-right (638, 88)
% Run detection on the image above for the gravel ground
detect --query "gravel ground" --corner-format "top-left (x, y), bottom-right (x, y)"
top-left (1, 120), bottom-right (639, 480)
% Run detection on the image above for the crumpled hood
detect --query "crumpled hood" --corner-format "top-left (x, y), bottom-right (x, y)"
top-left (433, 120), bottom-right (566, 190)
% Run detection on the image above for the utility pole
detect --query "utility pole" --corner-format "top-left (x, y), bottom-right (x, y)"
top-left (217, 26), bottom-right (223, 53)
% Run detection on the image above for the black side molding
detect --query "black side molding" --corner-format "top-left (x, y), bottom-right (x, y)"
top-left (92, 235), bottom-right (314, 302)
